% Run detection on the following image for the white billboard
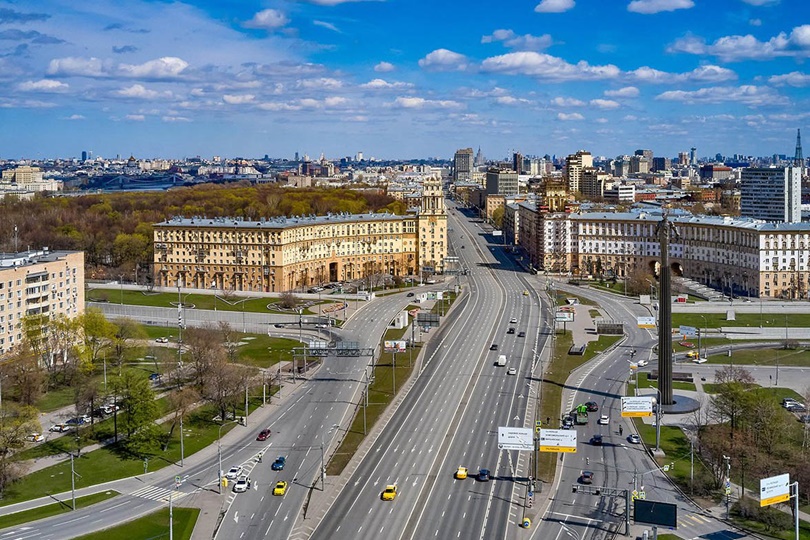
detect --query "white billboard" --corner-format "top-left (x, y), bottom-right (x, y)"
top-left (555, 311), bottom-right (574, 322)
top-left (538, 429), bottom-right (577, 453)
top-left (383, 340), bottom-right (407, 353)
top-left (621, 396), bottom-right (654, 417)
top-left (637, 316), bottom-right (656, 329)
top-left (760, 473), bottom-right (790, 507)
top-left (497, 427), bottom-right (533, 451)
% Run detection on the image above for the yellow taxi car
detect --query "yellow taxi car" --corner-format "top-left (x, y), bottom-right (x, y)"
top-left (523, 290), bottom-right (529, 296)
top-left (686, 350), bottom-right (700, 359)
top-left (381, 485), bottom-right (397, 501)
top-left (455, 466), bottom-right (468, 480)
top-left (273, 481), bottom-right (288, 496)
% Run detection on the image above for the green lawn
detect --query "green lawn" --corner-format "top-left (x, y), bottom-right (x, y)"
top-left (672, 311), bottom-right (810, 330)
top-left (87, 287), bottom-right (325, 316)
top-left (636, 372), bottom-right (697, 392)
top-left (705, 346), bottom-right (810, 367)
top-left (73, 507), bottom-right (199, 540)
top-left (0, 490), bottom-right (119, 529)
top-left (0, 403), bottom-right (251, 506)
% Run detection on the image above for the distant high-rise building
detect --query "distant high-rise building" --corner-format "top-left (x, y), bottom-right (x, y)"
top-left (580, 168), bottom-right (610, 199)
top-left (512, 152), bottom-right (523, 175)
top-left (356, 151), bottom-right (364, 162)
top-left (564, 150), bottom-right (592, 193)
top-left (485, 167), bottom-right (518, 196)
top-left (295, 152), bottom-right (299, 162)
top-left (794, 128), bottom-right (804, 175)
top-left (81, 150), bottom-right (87, 162)
top-left (740, 166), bottom-right (801, 223)
top-left (453, 148), bottom-right (474, 182)
top-left (678, 152), bottom-right (690, 166)
top-left (635, 149), bottom-right (653, 162)
top-left (690, 147), bottom-right (697, 166)
top-left (629, 155), bottom-right (650, 174)
top-left (475, 147), bottom-right (485, 167)
top-left (651, 157), bottom-right (671, 172)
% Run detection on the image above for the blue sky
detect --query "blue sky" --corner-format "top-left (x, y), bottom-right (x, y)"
top-left (0, 0), bottom-right (808, 161)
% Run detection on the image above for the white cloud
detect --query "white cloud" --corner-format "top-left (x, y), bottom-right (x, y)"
top-left (360, 78), bottom-right (413, 89)
top-left (223, 94), bottom-right (255, 104)
top-left (118, 57), bottom-right (189, 79)
top-left (162, 116), bottom-right (191, 122)
top-left (257, 97), bottom-right (350, 111)
top-left (769, 71), bottom-right (810, 87)
top-left (391, 96), bottom-right (462, 109)
top-left (557, 112), bottom-right (584, 120)
top-left (495, 95), bottom-right (531, 105)
top-left (741, 0), bottom-right (779, 5)
top-left (481, 29), bottom-right (553, 51)
top-left (18, 79), bottom-right (68, 92)
top-left (534, 0), bottom-right (575, 13)
top-left (125, 114), bottom-right (145, 121)
top-left (313, 20), bottom-right (340, 32)
top-left (244, 9), bottom-right (289, 31)
top-left (590, 98), bottom-right (620, 109)
top-left (749, 18), bottom-right (762, 26)
top-left (418, 49), bottom-right (468, 71)
top-left (480, 51), bottom-right (620, 81)
top-left (117, 84), bottom-right (173, 99)
top-left (655, 85), bottom-right (787, 106)
top-left (628, 64), bottom-right (736, 83)
top-left (604, 86), bottom-right (639, 98)
top-left (627, 0), bottom-right (694, 14)
top-left (296, 0), bottom-right (380, 4)
top-left (65, 114), bottom-right (85, 120)
top-left (668, 25), bottom-right (810, 61)
top-left (550, 96), bottom-right (585, 106)
top-left (595, 117), bottom-right (609, 123)
top-left (47, 57), bottom-right (106, 77)
top-left (374, 62), bottom-right (395, 72)
top-left (296, 77), bottom-right (344, 90)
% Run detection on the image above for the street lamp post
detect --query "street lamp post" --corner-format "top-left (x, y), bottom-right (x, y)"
top-left (320, 424), bottom-right (339, 490)
top-left (649, 386), bottom-right (662, 452)
top-left (217, 419), bottom-right (242, 494)
top-left (699, 314), bottom-right (708, 359)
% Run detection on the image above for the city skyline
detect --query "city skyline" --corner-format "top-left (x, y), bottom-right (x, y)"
top-left (0, 0), bottom-right (808, 160)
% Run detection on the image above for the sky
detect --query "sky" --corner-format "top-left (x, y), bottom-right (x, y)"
top-left (0, 0), bottom-right (809, 162)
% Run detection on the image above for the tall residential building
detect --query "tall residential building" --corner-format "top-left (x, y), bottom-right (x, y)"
top-left (153, 177), bottom-right (447, 291)
top-left (678, 152), bottom-right (690, 166)
top-left (629, 155), bottom-right (650, 174)
top-left (651, 157), bottom-right (671, 172)
top-left (740, 167), bottom-right (801, 223)
top-left (690, 147), bottom-right (697, 166)
top-left (564, 150), bottom-right (593, 193)
top-left (512, 152), bottom-right (523, 175)
top-left (635, 149), bottom-right (653, 162)
top-left (485, 167), bottom-right (519, 196)
top-left (0, 250), bottom-right (85, 355)
top-left (453, 148), bottom-right (474, 182)
top-left (580, 168), bottom-right (610, 199)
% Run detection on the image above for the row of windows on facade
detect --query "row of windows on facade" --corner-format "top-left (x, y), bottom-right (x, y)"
top-left (160, 224), bottom-right (415, 242)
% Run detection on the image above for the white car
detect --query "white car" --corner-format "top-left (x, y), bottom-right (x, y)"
top-left (510, 317), bottom-right (518, 323)
top-left (507, 367), bottom-right (517, 375)
top-left (627, 433), bottom-right (641, 444)
top-left (225, 465), bottom-right (243, 479)
top-left (636, 359), bottom-right (649, 367)
top-left (232, 476), bottom-right (250, 493)
top-left (597, 415), bottom-right (609, 425)
top-left (155, 337), bottom-right (169, 343)
top-left (26, 432), bottom-right (44, 442)
top-left (692, 357), bottom-right (708, 364)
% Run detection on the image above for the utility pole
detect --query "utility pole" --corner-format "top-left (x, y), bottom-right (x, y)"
top-left (723, 455), bottom-right (731, 519)
top-left (180, 416), bottom-right (185, 467)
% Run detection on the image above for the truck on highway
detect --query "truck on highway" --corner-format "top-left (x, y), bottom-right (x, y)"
top-left (496, 355), bottom-right (507, 367)
top-left (573, 404), bottom-right (589, 425)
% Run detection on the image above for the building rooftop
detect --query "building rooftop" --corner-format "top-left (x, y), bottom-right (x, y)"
top-left (155, 212), bottom-right (414, 230)
top-left (0, 249), bottom-right (79, 269)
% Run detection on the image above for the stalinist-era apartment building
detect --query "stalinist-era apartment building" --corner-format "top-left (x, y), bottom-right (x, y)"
top-left (0, 249), bottom-right (85, 355)
top-left (513, 204), bottom-right (810, 299)
top-left (153, 178), bottom-right (447, 292)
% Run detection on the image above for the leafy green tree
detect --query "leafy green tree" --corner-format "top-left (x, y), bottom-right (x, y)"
top-left (110, 318), bottom-right (147, 375)
top-left (79, 308), bottom-right (117, 373)
top-left (0, 403), bottom-right (40, 495)
top-left (111, 371), bottom-right (159, 446)
top-left (5, 344), bottom-right (45, 407)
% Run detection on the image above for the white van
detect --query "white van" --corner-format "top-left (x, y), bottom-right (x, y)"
top-left (496, 355), bottom-right (507, 367)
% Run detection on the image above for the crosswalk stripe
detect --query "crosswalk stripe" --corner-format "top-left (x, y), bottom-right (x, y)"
top-left (130, 485), bottom-right (190, 502)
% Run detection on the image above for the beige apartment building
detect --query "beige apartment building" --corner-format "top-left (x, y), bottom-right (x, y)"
top-left (512, 205), bottom-right (810, 298)
top-left (153, 178), bottom-right (447, 292)
top-left (0, 250), bottom-right (85, 355)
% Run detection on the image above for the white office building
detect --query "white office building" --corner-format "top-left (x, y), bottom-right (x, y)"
top-left (740, 166), bottom-right (801, 223)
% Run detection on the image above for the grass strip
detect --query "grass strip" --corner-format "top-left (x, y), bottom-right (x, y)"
top-left (73, 507), bottom-right (199, 540)
top-left (0, 490), bottom-right (119, 529)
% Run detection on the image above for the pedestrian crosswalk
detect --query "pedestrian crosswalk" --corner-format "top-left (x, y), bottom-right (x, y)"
top-left (678, 513), bottom-right (712, 527)
top-left (130, 485), bottom-right (190, 503)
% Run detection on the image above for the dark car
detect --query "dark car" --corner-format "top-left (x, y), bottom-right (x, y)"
top-left (256, 428), bottom-right (271, 441)
top-left (490, 344), bottom-right (498, 351)
top-left (580, 470), bottom-right (594, 484)
top-left (478, 468), bottom-right (491, 482)
top-left (562, 416), bottom-right (574, 430)
top-left (406, 292), bottom-right (415, 297)
top-left (507, 328), bottom-right (515, 334)
top-left (274, 323), bottom-right (284, 328)
top-left (271, 456), bottom-right (286, 471)
top-left (585, 401), bottom-right (599, 412)
top-left (517, 331), bottom-right (526, 337)
top-left (590, 434), bottom-right (603, 446)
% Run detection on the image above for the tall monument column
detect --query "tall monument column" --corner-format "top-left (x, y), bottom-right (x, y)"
top-left (657, 214), bottom-right (674, 405)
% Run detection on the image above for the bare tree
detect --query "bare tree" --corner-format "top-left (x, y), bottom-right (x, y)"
top-left (218, 321), bottom-right (239, 363)
top-left (183, 325), bottom-right (223, 387)
top-left (0, 403), bottom-right (39, 495)
top-left (279, 291), bottom-right (299, 310)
